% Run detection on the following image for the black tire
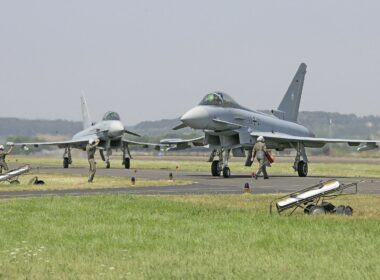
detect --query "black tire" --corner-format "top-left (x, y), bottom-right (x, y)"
top-left (344, 205), bottom-right (353, 216)
top-left (222, 167), bottom-right (231, 178)
top-left (335, 205), bottom-right (353, 216)
top-left (124, 158), bottom-right (130, 169)
top-left (321, 202), bottom-right (336, 213)
top-left (106, 161), bottom-right (110, 169)
top-left (63, 157), bottom-right (69, 168)
top-left (304, 204), bottom-right (316, 214)
top-left (309, 205), bottom-right (326, 215)
top-left (211, 160), bottom-right (220, 176)
top-left (297, 160), bottom-right (308, 177)
top-left (334, 205), bottom-right (346, 215)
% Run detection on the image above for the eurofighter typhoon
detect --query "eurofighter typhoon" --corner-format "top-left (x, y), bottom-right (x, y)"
top-left (170, 63), bottom-right (379, 178)
top-left (9, 96), bottom-right (146, 169)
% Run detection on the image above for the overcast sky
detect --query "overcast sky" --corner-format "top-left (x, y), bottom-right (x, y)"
top-left (0, 0), bottom-right (379, 125)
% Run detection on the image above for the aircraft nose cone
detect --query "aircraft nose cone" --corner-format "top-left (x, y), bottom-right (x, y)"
top-left (109, 121), bottom-right (124, 137)
top-left (180, 106), bottom-right (209, 129)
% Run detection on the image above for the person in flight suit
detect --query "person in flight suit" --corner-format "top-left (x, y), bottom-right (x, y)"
top-left (0, 144), bottom-right (14, 174)
top-left (252, 136), bottom-right (269, 179)
top-left (86, 138), bottom-right (100, 183)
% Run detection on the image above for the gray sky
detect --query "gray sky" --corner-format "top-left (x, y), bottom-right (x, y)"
top-left (1, 0), bottom-right (379, 125)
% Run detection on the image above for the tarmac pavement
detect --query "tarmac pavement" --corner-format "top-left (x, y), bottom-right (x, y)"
top-left (1, 165), bottom-right (379, 199)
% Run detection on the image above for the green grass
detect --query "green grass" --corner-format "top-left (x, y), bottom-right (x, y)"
top-left (0, 194), bottom-right (379, 279)
top-left (0, 173), bottom-right (191, 192)
top-left (8, 155), bottom-right (380, 178)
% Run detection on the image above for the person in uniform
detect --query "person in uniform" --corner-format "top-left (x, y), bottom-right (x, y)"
top-left (252, 136), bottom-right (269, 179)
top-left (0, 144), bottom-right (14, 174)
top-left (86, 138), bottom-right (100, 183)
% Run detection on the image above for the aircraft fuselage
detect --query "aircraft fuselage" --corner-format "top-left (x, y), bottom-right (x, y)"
top-left (181, 105), bottom-right (314, 150)
top-left (72, 120), bottom-right (125, 143)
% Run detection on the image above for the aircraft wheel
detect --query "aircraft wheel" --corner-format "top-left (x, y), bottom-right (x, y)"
top-left (106, 161), bottom-right (110, 169)
top-left (124, 158), bottom-right (130, 169)
top-left (343, 205), bottom-right (353, 216)
top-left (335, 205), bottom-right (353, 216)
top-left (304, 204), bottom-right (316, 214)
top-left (309, 205), bottom-right (326, 215)
top-left (222, 167), bottom-right (231, 178)
top-left (297, 160), bottom-right (308, 177)
top-left (63, 157), bottom-right (69, 168)
top-left (321, 202), bottom-right (335, 213)
top-left (211, 160), bottom-right (220, 176)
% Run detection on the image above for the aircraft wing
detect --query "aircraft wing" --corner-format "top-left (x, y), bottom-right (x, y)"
top-left (250, 132), bottom-right (379, 150)
top-left (8, 137), bottom-right (91, 149)
top-left (160, 136), bottom-right (205, 145)
top-left (123, 136), bottom-right (205, 151)
top-left (122, 139), bottom-right (162, 150)
top-left (8, 127), bottom-right (114, 150)
top-left (159, 136), bottom-right (205, 150)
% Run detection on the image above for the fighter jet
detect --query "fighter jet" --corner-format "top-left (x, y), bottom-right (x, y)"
top-left (171, 63), bottom-right (379, 178)
top-left (9, 96), bottom-right (143, 169)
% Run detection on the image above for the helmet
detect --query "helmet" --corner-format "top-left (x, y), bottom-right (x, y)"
top-left (89, 139), bottom-right (95, 144)
top-left (257, 136), bottom-right (265, 142)
top-left (0, 145), bottom-right (4, 150)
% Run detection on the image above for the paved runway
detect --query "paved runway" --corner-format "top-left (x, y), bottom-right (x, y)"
top-left (1, 165), bottom-right (380, 199)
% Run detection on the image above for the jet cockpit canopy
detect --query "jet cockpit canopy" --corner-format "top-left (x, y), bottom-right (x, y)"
top-left (102, 111), bottom-right (121, 121)
top-left (199, 92), bottom-right (240, 108)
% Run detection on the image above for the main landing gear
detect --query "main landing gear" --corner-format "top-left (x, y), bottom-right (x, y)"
top-left (63, 147), bottom-right (72, 168)
top-left (99, 140), bottom-right (132, 169)
top-left (293, 143), bottom-right (309, 177)
top-left (100, 140), bottom-right (113, 168)
top-left (100, 150), bottom-right (111, 168)
top-left (209, 148), bottom-right (231, 178)
top-left (97, 143), bottom-right (132, 170)
top-left (122, 144), bottom-right (132, 169)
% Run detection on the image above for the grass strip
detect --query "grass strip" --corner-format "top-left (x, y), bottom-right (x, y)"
top-left (0, 194), bottom-right (379, 279)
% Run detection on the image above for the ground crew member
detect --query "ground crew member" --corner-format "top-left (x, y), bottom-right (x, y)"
top-left (252, 136), bottom-right (269, 179)
top-left (0, 144), bottom-right (14, 174)
top-left (86, 138), bottom-right (100, 183)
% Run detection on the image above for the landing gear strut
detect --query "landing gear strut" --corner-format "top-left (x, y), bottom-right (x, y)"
top-left (209, 148), bottom-right (231, 178)
top-left (293, 143), bottom-right (308, 177)
top-left (122, 144), bottom-right (132, 169)
top-left (104, 140), bottom-right (112, 168)
top-left (99, 150), bottom-right (111, 168)
top-left (63, 147), bottom-right (72, 168)
top-left (105, 149), bottom-right (111, 169)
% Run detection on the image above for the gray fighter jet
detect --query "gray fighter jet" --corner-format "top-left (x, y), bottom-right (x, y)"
top-left (171, 63), bottom-right (379, 178)
top-left (9, 96), bottom-right (142, 169)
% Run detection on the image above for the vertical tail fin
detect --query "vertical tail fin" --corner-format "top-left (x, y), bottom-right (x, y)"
top-left (81, 94), bottom-right (92, 129)
top-left (276, 63), bottom-right (307, 123)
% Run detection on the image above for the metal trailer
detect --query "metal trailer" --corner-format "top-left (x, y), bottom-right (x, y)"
top-left (0, 165), bottom-right (30, 184)
top-left (270, 179), bottom-right (358, 216)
